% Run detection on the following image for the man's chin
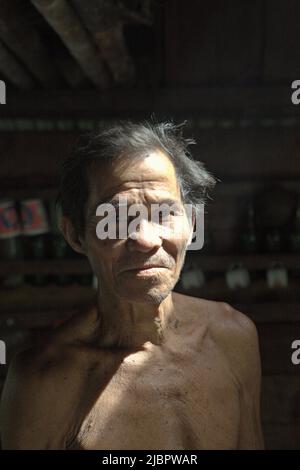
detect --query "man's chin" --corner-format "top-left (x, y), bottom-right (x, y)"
top-left (117, 284), bottom-right (172, 305)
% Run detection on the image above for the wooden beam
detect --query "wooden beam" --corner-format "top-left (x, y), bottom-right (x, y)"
top-left (0, 0), bottom-right (61, 87)
top-left (71, 0), bottom-right (135, 84)
top-left (31, 0), bottom-right (110, 89)
top-left (0, 39), bottom-right (34, 90)
top-left (51, 51), bottom-right (86, 89)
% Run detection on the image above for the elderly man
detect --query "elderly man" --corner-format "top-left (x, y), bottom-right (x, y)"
top-left (0, 121), bottom-right (264, 449)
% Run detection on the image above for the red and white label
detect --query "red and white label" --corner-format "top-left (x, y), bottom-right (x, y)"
top-left (21, 199), bottom-right (49, 236)
top-left (0, 200), bottom-right (21, 238)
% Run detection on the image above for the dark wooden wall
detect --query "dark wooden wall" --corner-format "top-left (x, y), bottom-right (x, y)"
top-left (1, 0), bottom-right (300, 450)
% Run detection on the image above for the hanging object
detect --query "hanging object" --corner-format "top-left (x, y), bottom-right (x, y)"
top-left (289, 195), bottom-right (300, 253)
top-left (266, 262), bottom-right (288, 289)
top-left (241, 198), bottom-right (258, 254)
top-left (226, 262), bottom-right (250, 290)
top-left (181, 263), bottom-right (205, 290)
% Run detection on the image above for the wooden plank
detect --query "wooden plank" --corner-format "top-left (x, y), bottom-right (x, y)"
top-left (263, 422), bottom-right (300, 449)
top-left (0, 40), bottom-right (34, 90)
top-left (195, 127), bottom-right (300, 179)
top-left (264, 0), bottom-right (300, 81)
top-left (31, 0), bottom-right (110, 88)
top-left (71, 0), bottom-right (135, 84)
top-left (0, 86), bottom-right (296, 119)
top-left (2, 256), bottom-right (300, 277)
top-left (1, 125), bottom-right (300, 181)
top-left (184, 254), bottom-right (300, 272)
top-left (0, 308), bottom-right (75, 328)
top-left (0, 131), bottom-right (76, 179)
top-left (51, 51), bottom-right (86, 89)
top-left (257, 322), bottom-right (300, 375)
top-left (0, 0), bottom-right (61, 87)
top-left (165, 0), bottom-right (263, 85)
top-left (0, 259), bottom-right (92, 276)
top-left (0, 284), bottom-right (95, 314)
top-left (177, 278), bottom-right (300, 305)
top-left (236, 303), bottom-right (300, 324)
top-left (261, 375), bottom-right (300, 424)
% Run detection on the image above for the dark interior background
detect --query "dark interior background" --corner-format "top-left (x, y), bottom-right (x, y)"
top-left (1, 0), bottom-right (300, 449)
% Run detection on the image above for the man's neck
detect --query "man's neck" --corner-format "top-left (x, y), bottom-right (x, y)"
top-left (95, 288), bottom-right (177, 349)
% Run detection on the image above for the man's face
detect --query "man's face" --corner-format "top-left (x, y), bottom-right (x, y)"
top-left (83, 150), bottom-right (193, 304)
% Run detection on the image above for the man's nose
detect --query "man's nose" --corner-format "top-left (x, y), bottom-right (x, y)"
top-left (127, 219), bottom-right (163, 252)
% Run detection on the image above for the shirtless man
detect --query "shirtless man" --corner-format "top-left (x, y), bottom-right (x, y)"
top-left (0, 121), bottom-right (264, 450)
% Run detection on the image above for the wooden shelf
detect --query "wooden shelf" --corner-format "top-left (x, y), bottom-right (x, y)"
top-left (1, 254), bottom-right (300, 276)
top-left (176, 277), bottom-right (300, 304)
top-left (1, 255), bottom-right (300, 319)
top-left (185, 253), bottom-right (300, 271)
top-left (0, 281), bottom-right (300, 322)
top-left (0, 284), bottom-right (95, 315)
top-left (1, 86), bottom-right (298, 119)
top-left (0, 259), bottom-right (91, 275)
top-left (0, 277), bottom-right (300, 317)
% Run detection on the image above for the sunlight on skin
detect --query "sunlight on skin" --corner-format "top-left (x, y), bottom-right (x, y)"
top-left (76, 149), bottom-right (193, 347)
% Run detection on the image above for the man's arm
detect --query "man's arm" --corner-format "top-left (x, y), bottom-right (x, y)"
top-left (218, 303), bottom-right (265, 449)
top-left (0, 346), bottom-right (75, 449)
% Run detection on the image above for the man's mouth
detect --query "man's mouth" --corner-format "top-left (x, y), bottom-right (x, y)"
top-left (122, 264), bottom-right (168, 273)
top-left (130, 266), bottom-right (168, 276)
top-left (135, 264), bottom-right (164, 270)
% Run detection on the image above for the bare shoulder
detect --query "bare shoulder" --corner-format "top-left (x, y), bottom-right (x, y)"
top-left (0, 305), bottom-right (99, 449)
top-left (207, 300), bottom-right (258, 348)
top-left (173, 292), bottom-right (260, 382)
top-left (3, 301), bottom-right (101, 391)
top-left (0, 327), bottom-right (81, 420)
top-left (173, 292), bottom-right (257, 341)
top-left (204, 298), bottom-right (261, 387)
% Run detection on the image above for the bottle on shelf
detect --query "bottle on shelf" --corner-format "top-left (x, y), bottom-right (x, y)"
top-left (225, 199), bottom-right (255, 290)
top-left (264, 220), bottom-right (288, 289)
top-left (241, 199), bottom-right (258, 254)
top-left (180, 261), bottom-right (205, 291)
top-left (0, 199), bottom-right (24, 288)
top-left (266, 262), bottom-right (288, 289)
top-left (20, 198), bottom-right (50, 286)
top-left (289, 196), bottom-right (300, 253)
top-left (265, 227), bottom-right (281, 253)
top-left (225, 262), bottom-right (251, 290)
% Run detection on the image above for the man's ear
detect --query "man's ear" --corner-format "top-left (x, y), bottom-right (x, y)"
top-left (59, 216), bottom-right (86, 255)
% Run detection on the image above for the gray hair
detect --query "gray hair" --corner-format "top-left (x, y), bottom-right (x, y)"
top-left (57, 120), bottom-right (217, 236)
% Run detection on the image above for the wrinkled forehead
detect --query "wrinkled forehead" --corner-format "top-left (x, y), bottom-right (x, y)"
top-left (87, 150), bottom-right (181, 208)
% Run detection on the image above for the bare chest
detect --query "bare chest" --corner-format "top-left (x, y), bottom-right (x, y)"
top-left (70, 342), bottom-right (240, 450)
